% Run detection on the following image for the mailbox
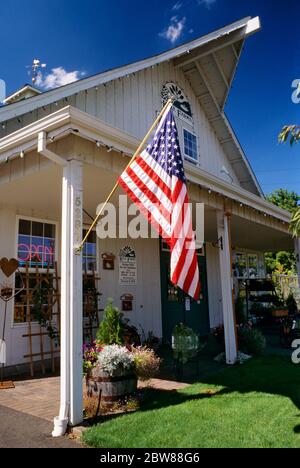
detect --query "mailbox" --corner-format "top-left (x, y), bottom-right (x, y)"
top-left (102, 253), bottom-right (115, 271)
top-left (121, 294), bottom-right (134, 312)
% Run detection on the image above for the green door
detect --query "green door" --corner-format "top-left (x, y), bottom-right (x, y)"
top-left (160, 242), bottom-right (210, 344)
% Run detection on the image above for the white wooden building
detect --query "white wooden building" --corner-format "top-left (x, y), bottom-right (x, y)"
top-left (0, 16), bottom-right (297, 429)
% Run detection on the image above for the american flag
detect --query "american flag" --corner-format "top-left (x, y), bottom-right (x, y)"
top-left (118, 106), bottom-right (201, 300)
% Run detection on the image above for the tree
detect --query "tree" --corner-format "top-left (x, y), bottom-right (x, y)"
top-left (267, 189), bottom-right (299, 213)
top-left (265, 189), bottom-right (299, 275)
top-left (279, 120), bottom-right (300, 236)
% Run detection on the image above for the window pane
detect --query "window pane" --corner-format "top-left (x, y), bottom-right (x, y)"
top-left (44, 223), bottom-right (55, 238)
top-left (32, 221), bottom-right (43, 237)
top-left (236, 254), bottom-right (248, 278)
top-left (183, 129), bottom-right (198, 161)
top-left (19, 219), bottom-right (31, 235)
top-left (248, 255), bottom-right (258, 278)
top-left (82, 229), bottom-right (97, 271)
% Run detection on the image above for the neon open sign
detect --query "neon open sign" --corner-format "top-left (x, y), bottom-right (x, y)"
top-left (18, 243), bottom-right (55, 266)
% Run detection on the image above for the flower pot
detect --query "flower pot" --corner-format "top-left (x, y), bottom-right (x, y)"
top-left (87, 368), bottom-right (137, 407)
top-left (172, 335), bottom-right (199, 352)
top-left (272, 309), bottom-right (289, 318)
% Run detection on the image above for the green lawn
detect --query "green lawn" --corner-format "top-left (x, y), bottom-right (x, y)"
top-left (82, 356), bottom-right (300, 448)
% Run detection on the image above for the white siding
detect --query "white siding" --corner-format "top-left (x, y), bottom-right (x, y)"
top-left (98, 237), bottom-right (162, 340)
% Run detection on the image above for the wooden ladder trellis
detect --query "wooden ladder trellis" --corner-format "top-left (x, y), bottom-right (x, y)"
top-left (21, 264), bottom-right (102, 377)
top-left (22, 262), bottom-right (61, 377)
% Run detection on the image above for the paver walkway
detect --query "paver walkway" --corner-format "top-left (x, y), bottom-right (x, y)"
top-left (0, 376), bottom-right (60, 421)
top-left (0, 376), bottom-right (189, 423)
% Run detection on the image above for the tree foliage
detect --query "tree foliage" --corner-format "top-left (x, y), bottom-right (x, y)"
top-left (266, 189), bottom-right (299, 213)
top-left (279, 125), bottom-right (300, 146)
top-left (278, 122), bottom-right (300, 236)
top-left (265, 189), bottom-right (298, 274)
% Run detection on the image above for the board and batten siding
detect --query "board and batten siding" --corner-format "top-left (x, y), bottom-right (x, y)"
top-left (97, 237), bottom-right (163, 340)
top-left (0, 62), bottom-right (241, 186)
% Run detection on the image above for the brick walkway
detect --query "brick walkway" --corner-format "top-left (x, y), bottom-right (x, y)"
top-left (0, 376), bottom-right (189, 422)
top-left (0, 376), bottom-right (60, 422)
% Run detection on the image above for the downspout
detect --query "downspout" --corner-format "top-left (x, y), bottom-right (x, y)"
top-left (38, 131), bottom-right (70, 437)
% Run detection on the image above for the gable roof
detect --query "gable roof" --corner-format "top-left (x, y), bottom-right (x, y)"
top-left (3, 84), bottom-right (41, 105)
top-left (0, 16), bottom-right (262, 196)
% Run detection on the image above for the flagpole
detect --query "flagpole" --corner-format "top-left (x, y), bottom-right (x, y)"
top-left (76, 98), bottom-right (173, 254)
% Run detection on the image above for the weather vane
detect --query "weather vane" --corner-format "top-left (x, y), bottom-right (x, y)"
top-left (26, 59), bottom-right (47, 85)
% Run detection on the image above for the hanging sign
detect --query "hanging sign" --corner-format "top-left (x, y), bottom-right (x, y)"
top-left (119, 246), bottom-right (137, 286)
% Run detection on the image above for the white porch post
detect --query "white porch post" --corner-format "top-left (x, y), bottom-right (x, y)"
top-left (217, 211), bottom-right (238, 365)
top-left (53, 159), bottom-right (83, 436)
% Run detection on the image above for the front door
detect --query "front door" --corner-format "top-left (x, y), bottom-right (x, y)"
top-left (160, 242), bottom-right (210, 344)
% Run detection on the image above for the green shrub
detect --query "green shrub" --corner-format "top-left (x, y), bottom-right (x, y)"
top-left (286, 293), bottom-right (298, 315)
top-left (235, 297), bottom-right (247, 324)
top-left (97, 299), bottom-right (124, 345)
top-left (239, 327), bottom-right (266, 356)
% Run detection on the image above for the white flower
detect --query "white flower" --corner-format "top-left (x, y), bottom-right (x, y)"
top-left (96, 345), bottom-right (135, 376)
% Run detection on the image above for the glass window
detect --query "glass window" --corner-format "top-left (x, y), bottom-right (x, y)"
top-left (17, 219), bottom-right (56, 269)
top-left (236, 254), bottom-right (248, 278)
top-left (248, 254), bottom-right (258, 278)
top-left (183, 129), bottom-right (198, 162)
top-left (82, 229), bottom-right (97, 272)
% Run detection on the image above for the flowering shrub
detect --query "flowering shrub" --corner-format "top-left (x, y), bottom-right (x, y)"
top-left (212, 323), bottom-right (266, 357)
top-left (83, 342), bottom-right (103, 376)
top-left (132, 347), bottom-right (161, 381)
top-left (93, 345), bottom-right (135, 377)
top-left (239, 327), bottom-right (266, 356)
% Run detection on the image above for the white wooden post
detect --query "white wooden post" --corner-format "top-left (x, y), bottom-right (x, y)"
top-left (217, 211), bottom-right (238, 365)
top-left (53, 160), bottom-right (83, 436)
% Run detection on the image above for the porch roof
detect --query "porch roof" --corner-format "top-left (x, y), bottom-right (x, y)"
top-left (0, 105), bottom-right (291, 228)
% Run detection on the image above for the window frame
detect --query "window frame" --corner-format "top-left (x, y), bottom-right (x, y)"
top-left (13, 215), bottom-right (58, 328)
top-left (82, 226), bottom-right (98, 274)
top-left (15, 215), bottom-right (58, 274)
top-left (182, 127), bottom-right (199, 164)
top-left (235, 250), bottom-right (265, 279)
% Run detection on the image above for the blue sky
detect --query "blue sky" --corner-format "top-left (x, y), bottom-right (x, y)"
top-left (1, 0), bottom-right (299, 196)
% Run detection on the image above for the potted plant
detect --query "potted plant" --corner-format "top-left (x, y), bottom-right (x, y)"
top-left (172, 323), bottom-right (200, 364)
top-left (88, 345), bottom-right (137, 407)
top-left (132, 346), bottom-right (161, 382)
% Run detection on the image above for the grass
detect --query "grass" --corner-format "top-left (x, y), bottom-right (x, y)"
top-left (82, 355), bottom-right (300, 448)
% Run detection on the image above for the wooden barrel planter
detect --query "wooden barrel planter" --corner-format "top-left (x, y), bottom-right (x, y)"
top-left (87, 369), bottom-right (137, 407)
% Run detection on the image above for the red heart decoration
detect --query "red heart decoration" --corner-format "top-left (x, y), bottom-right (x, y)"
top-left (0, 258), bottom-right (19, 278)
